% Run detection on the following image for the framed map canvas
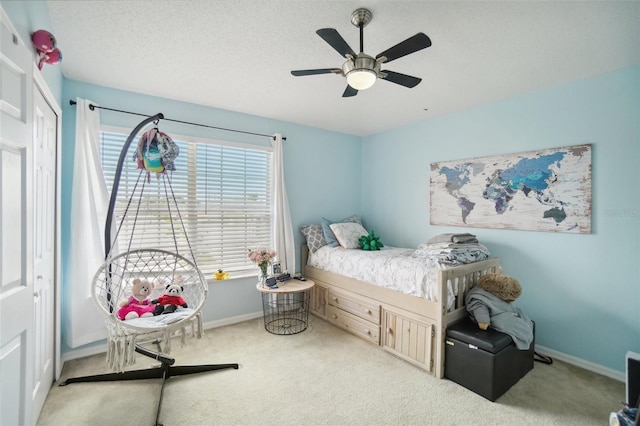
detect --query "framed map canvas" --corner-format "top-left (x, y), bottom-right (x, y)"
top-left (430, 144), bottom-right (592, 233)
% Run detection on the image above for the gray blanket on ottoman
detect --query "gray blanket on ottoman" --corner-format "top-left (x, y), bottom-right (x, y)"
top-left (465, 286), bottom-right (534, 350)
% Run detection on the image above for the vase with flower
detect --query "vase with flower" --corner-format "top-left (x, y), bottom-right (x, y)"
top-left (248, 247), bottom-right (277, 287)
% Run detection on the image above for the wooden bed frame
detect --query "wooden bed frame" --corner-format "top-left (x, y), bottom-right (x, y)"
top-left (301, 245), bottom-right (500, 378)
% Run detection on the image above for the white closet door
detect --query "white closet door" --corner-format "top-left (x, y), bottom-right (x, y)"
top-left (0, 9), bottom-right (35, 426)
top-left (32, 84), bottom-right (58, 422)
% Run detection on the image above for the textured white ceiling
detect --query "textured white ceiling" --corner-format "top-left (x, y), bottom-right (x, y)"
top-left (48, 1), bottom-right (640, 136)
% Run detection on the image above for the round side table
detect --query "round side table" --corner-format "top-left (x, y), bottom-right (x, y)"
top-left (256, 279), bottom-right (315, 335)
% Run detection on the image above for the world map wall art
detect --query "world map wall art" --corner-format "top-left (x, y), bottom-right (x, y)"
top-left (430, 144), bottom-right (592, 233)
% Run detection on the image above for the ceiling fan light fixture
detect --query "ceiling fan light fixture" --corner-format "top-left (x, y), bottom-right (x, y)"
top-left (346, 69), bottom-right (376, 90)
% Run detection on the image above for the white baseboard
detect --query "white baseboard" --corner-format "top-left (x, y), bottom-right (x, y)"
top-left (535, 345), bottom-right (625, 382)
top-left (201, 311), bottom-right (263, 330)
top-left (61, 311), bottom-right (264, 364)
top-left (61, 343), bottom-right (107, 363)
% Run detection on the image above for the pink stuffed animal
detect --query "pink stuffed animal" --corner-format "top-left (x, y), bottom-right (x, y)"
top-left (117, 278), bottom-right (156, 320)
top-left (31, 30), bottom-right (56, 53)
top-left (31, 30), bottom-right (62, 70)
top-left (37, 48), bottom-right (62, 70)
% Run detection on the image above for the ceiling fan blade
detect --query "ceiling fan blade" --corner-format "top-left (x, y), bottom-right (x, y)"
top-left (376, 33), bottom-right (432, 63)
top-left (381, 70), bottom-right (422, 88)
top-left (317, 28), bottom-right (356, 58)
top-left (291, 68), bottom-right (341, 76)
top-left (342, 85), bottom-right (358, 97)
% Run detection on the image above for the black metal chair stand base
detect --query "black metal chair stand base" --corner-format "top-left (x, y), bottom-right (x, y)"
top-left (59, 344), bottom-right (239, 426)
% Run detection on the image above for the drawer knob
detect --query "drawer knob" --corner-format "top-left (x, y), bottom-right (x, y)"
top-left (387, 328), bottom-right (393, 334)
top-left (365, 309), bottom-right (372, 314)
top-left (332, 314), bottom-right (337, 320)
top-left (366, 330), bottom-right (371, 335)
top-left (333, 297), bottom-right (338, 302)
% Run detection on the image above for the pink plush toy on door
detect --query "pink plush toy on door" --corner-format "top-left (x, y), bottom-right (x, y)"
top-left (31, 29), bottom-right (56, 53)
top-left (37, 48), bottom-right (62, 70)
top-left (31, 29), bottom-right (62, 70)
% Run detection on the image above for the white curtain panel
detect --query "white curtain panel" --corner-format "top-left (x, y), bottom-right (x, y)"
top-left (64, 98), bottom-right (110, 348)
top-left (270, 134), bottom-right (296, 273)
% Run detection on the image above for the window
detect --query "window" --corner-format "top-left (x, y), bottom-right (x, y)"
top-left (99, 127), bottom-right (273, 278)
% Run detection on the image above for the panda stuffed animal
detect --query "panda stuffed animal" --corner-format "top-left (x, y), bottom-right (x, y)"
top-left (152, 283), bottom-right (188, 315)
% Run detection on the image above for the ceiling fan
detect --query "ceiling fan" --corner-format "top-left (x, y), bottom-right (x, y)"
top-left (291, 8), bottom-right (432, 97)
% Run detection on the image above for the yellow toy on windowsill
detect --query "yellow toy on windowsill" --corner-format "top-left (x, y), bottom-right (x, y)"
top-left (214, 269), bottom-right (230, 280)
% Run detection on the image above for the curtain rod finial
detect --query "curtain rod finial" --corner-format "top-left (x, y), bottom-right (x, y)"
top-left (69, 99), bottom-right (76, 105)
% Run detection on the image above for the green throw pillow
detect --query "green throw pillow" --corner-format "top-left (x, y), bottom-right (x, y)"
top-left (359, 230), bottom-right (384, 251)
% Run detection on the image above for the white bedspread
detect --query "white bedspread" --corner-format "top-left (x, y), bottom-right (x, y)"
top-left (307, 244), bottom-right (490, 308)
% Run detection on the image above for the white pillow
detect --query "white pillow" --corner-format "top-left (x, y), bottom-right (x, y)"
top-left (329, 222), bottom-right (368, 249)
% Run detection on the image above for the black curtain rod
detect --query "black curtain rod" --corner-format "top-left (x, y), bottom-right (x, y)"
top-left (69, 100), bottom-right (285, 141)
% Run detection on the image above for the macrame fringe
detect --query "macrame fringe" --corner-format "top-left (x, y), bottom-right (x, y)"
top-left (196, 312), bottom-right (204, 338)
top-left (103, 314), bottom-right (205, 373)
top-left (105, 321), bottom-right (140, 373)
top-left (163, 328), bottom-right (171, 354)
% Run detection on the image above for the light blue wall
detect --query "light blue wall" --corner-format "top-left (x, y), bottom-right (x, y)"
top-left (61, 79), bottom-right (361, 353)
top-left (361, 66), bottom-right (640, 373)
top-left (1, 1), bottom-right (63, 103)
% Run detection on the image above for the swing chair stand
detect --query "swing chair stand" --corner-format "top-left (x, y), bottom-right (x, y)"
top-left (60, 343), bottom-right (239, 426)
top-left (59, 113), bottom-right (239, 426)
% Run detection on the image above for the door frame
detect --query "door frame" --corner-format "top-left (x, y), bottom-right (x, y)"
top-left (33, 66), bottom-right (62, 380)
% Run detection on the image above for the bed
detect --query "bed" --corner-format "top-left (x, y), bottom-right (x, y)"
top-left (300, 230), bottom-right (500, 378)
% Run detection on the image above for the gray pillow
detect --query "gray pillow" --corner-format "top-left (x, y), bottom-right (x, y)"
top-left (299, 224), bottom-right (327, 253)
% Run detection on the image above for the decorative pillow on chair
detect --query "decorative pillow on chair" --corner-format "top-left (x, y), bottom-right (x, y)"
top-left (329, 222), bottom-right (368, 249)
top-left (299, 224), bottom-right (327, 253)
top-left (322, 215), bottom-right (362, 247)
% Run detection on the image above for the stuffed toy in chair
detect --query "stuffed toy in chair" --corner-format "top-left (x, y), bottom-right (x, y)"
top-left (117, 278), bottom-right (157, 320)
top-left (152, 283), bottom-right (188, 315)
top-left (465, 272), bottom-right (534, 350)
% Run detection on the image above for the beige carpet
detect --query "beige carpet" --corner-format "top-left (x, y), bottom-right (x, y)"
top-left (39, 317), bottom-right (623, 426)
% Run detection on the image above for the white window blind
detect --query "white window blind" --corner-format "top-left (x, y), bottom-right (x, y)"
top-left (99, 128), bottom-right (273, 278)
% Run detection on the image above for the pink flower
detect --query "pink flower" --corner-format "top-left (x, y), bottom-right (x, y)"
top-left (248, 247), bottom-right (277, 273)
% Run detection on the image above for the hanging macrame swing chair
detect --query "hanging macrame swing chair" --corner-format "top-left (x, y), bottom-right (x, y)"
top-left (59, 113), bottom-right (238, 426)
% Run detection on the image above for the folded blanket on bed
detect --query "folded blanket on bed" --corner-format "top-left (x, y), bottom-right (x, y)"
top-left (465, 287), bottom-right (533, 350)
top-left (427, 233), bottom-right (478, 244)
top-left (413, 243), bottom-right (490, 265)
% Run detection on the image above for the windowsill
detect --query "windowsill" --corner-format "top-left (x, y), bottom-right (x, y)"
top-left (207, 273), bottom-right (258, 285)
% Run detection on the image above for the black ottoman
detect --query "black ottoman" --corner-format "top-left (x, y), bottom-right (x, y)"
top-left (445, 316), bottom-right (534, 401)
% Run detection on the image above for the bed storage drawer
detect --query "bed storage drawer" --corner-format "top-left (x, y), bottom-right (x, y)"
top-left (328, 289), bottom-right (380, 325)
top-left (327, 305), bottom-right (380, 345)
